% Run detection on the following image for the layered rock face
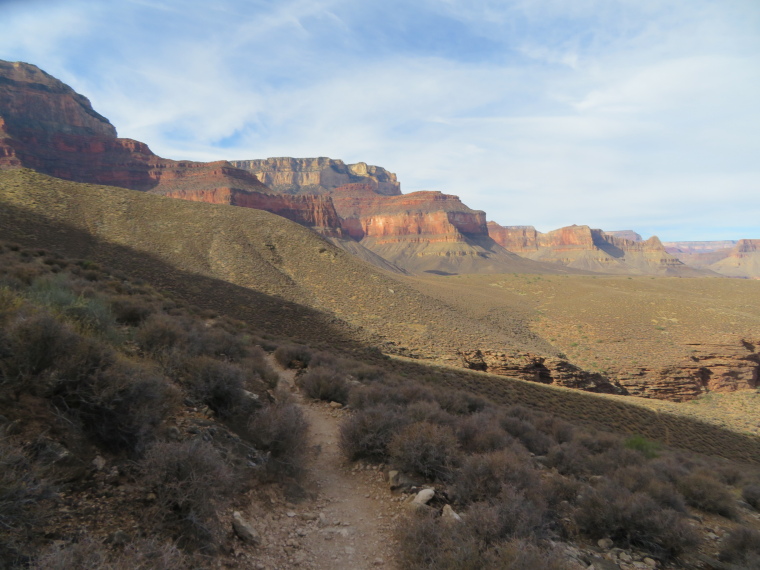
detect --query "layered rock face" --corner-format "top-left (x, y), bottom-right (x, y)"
top-left (231, 157), bottom-right (401, 196)
top-left (616, 338), bottom-right (759, 401)
top-left (459, 349), bottom-right (626, 394)
top-left (330, 183), bottom-right (486, 240)
top-left (707, 239), bottom-right (760, 278)
top-left (0, 60), bottom-right (351, 235)
top-left (487, 222), bottom-right (702, 275)
top-left (606, 230), bottom-right (643, 242)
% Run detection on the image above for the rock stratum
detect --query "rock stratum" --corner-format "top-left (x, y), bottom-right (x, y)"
top-left (487, 222), bottom-right (709, 276)
top-left (231, 157), bottom-right (401, 196)
top-left (665, 239), bottom-right (760, 279)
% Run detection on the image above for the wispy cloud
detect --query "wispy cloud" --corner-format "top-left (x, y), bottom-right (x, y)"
top-left (1, 0), bottom-right (758, 240)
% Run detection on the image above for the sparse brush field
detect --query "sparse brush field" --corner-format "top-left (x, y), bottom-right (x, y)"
top-left (2, 241), bottom-right (760, 569)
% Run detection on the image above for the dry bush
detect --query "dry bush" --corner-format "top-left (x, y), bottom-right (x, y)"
top-left (451, 449), bottom-right (536, 505)
top-left (677, 472), bottom-right (736, 519)
top-left (0, 442), bottom-right (52, 565)
top-left (248, 403), bottom-right (309, 479)
top-left (612, 465), bottom-right (686, 512)
top-left (499, 416), bottom-right (553, 455)
top-left (456, 412), bottom-right (512, 454)
top-left (180, 356), bottom-right (248, 420)
top-left (31, 537), bottom-right (108, 570)
top-left (388, 422), bottom-right (460, 481)
top-left (742, 483), bottom-right (760, 510)
top-left (187, 326), bottom-right (249, 361)
top-left (6, 312), bottom-right (75, 385)
top-left (395, 509), bottom-right (485, 570)
top-left (574, 481), bottom-right (699, 560)
top-left (239, 348), bottom-right (279, 389)
top-left (273, 344), bottom-right (312, 369)
top-left (141, 440), bottom-right (237, 551)
top-left (484, 538), bottom-right (575, 570)
top-left (467, 486), bottom-right (546, 545)
top-left (433, 389), bottom-right (487, 415)
top-left (339, 405), bottom-right (408, 462)
top-left (297, 366), bottom-right (350, 404)
top-left (135, 314), bottom-right (187, 356)
top-left (718, 526), bottom-right (760, 568)
top-left (53, 359), bottom-right (176, 456)
top-left (109, 295), bottom-right (154, 325)
top-left (405, 400), bottom-right (456, 427)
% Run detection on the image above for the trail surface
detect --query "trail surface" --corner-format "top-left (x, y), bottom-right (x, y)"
top-left (252, 359), bottom-right (402, 570)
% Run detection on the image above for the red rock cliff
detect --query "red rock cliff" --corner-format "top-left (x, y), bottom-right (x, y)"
top-left (330, 183), bottom-right (487, 241)
top-left (0, 60), bottom-right (349, 235)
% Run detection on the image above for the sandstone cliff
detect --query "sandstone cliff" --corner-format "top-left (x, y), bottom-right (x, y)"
top-left (231, 157), bottom-right (401, 196)
top-left (488, 222), bottom-right (708, 276)
top-left (707, 239), bottom-right (760, 278)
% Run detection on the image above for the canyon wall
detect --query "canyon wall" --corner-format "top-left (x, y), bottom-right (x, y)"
top-left (487, 222), bottom-right (704, 276)
top-left (231, 157), bottom-right (401, 196)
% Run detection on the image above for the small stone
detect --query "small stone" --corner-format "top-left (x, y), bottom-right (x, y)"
top-left (110, 530), bottom-right (129, 546)
top-left (373, 558), bottom-right (385, 566)
top-left (597, 538), bottom-right (614, 550)
top-left (92, 456), bottom-right (106, 471)
top-left (643, 558), bottom-right (657, 568)
top-left (167, 426), bottom-right (181, 441)
top-left (345, 546), bottom-right (355, 555)
top-left (442, 504), bottom-right (462, 522)
top-left (412, 488), bottom-right (435, 505)
top-left (299, 512), bottom-right (318, 521)
top-left (146, 492), bottom-right (157, 502)
top-left (286, 511), bottom-right (297, 518)
top-left (232, 511), bottom-right (262, 545)
top-left (329, 401), bottom-right (343, 408)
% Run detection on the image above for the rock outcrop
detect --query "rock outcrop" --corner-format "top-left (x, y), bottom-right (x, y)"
top-left (487, 222), bottom-right (708, 276)
top-left (330, 184), bottom-right (557, 274)
top-left (616, 338), bottom-right (759, 401)
top-left (707, 239), bottom-right (760, 279)
top-left (458, 349), bottom-right (626, 394)
top-left (231, 157), bottom-right (401, 196)
top-left (606, 230), bottom-right (643, 242)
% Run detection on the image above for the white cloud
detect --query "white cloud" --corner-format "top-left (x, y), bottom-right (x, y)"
top-left (1, 0), bottom-right (759, 240)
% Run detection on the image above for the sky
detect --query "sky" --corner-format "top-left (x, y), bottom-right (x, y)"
top-left (1, 0), bottom-right (759, 241)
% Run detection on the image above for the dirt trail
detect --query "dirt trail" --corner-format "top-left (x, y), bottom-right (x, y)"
top-left (264, 360), bottom-right (401, 570)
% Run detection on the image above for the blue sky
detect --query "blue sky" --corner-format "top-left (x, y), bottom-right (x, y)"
top-left (2, 0), bottom-right (759, 241)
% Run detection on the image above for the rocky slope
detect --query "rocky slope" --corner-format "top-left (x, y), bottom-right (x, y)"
top-left (231, 157), bottom-right (400, 196)
top-left (487, 222), bottom-right (709, 276)
top-left (664, 240), bottom-right (760, 278)
top-left (708, 239), bottom-right (760, 278)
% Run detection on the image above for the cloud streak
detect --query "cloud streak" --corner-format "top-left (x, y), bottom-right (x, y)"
top-left (1, 0), bottom-right (758, 240)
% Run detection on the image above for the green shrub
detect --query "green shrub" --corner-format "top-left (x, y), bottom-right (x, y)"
top-left (624, 435), bottom-right (660, 459)
top-left (388, 422), bottom-right (460, 481)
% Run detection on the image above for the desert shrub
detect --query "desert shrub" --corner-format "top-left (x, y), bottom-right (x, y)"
top-left (248, 403), bottom-right (309, 479)
top-left (109, 295), bottom-right (154, 325)
top-left (349, 383), bottom-right (411, 410)
top-left (273, 344), bottom-right (312, 369)
top-left (545, 442), bottom-right (591, 477)
top-left (500, 416), bottom-right (553, 455)
top-left (180, 357), bottom-right (248, 420)
top-left (650, 455), bottom-right (691, 484)
top-left (405, 400), bottom-right (456, 427)
top-left (612, 466), bottom-right (686, 512)
top-left (0, 442), bottom-right (52, 560)
top-left (532, 416), bottom-right (576, 445)
top-left (53, 359), bottom-right (175, 455)
top-left (576, 431), bottom-right (622, 454)
top-left (6, 312), bottom-right (75, 382)
top-left (434, 389), bottom-right (487, 415)
top-left (718, 526), bottom-right (760, 568)
top-left (297, 366), bottom-right (350, 404)
top-left (240, 349), bottom-right (279, 389)
top-left (574, 481), bottom-right (699, 560)
top-left (452, 450), bottom-right (535, 505)
top-left (395, 509), bottom-right (484, 570)
top-left (34, 537), bottom-right (188, 570)
top-left (188, 326), bottom-right (249, 361)
top-left (541, 472), bottom-right (582, 511)
top-left (388, 422), bottom-right (460, 481)
top-left (677, 472), bottom-right (736, 518)
top-left (484, 538), bottom-right (574, 570)
top-left (141, 440), bottom-right (237, 551)
top-left (467, 486), bottom-right (546, 544)
top-left (340, 405), bottom-right (408, 462)
top-left (456, 412), bottom-right (512, 454)
top-left (742, 483), bottom-right (760, 510)
top-left (135, 314), bottom-right (187, 355)
top-left (624, 435), bottom-right (660, 459)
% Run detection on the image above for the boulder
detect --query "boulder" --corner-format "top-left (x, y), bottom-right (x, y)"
top-left (232, 511), bottom-right (261, 545)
